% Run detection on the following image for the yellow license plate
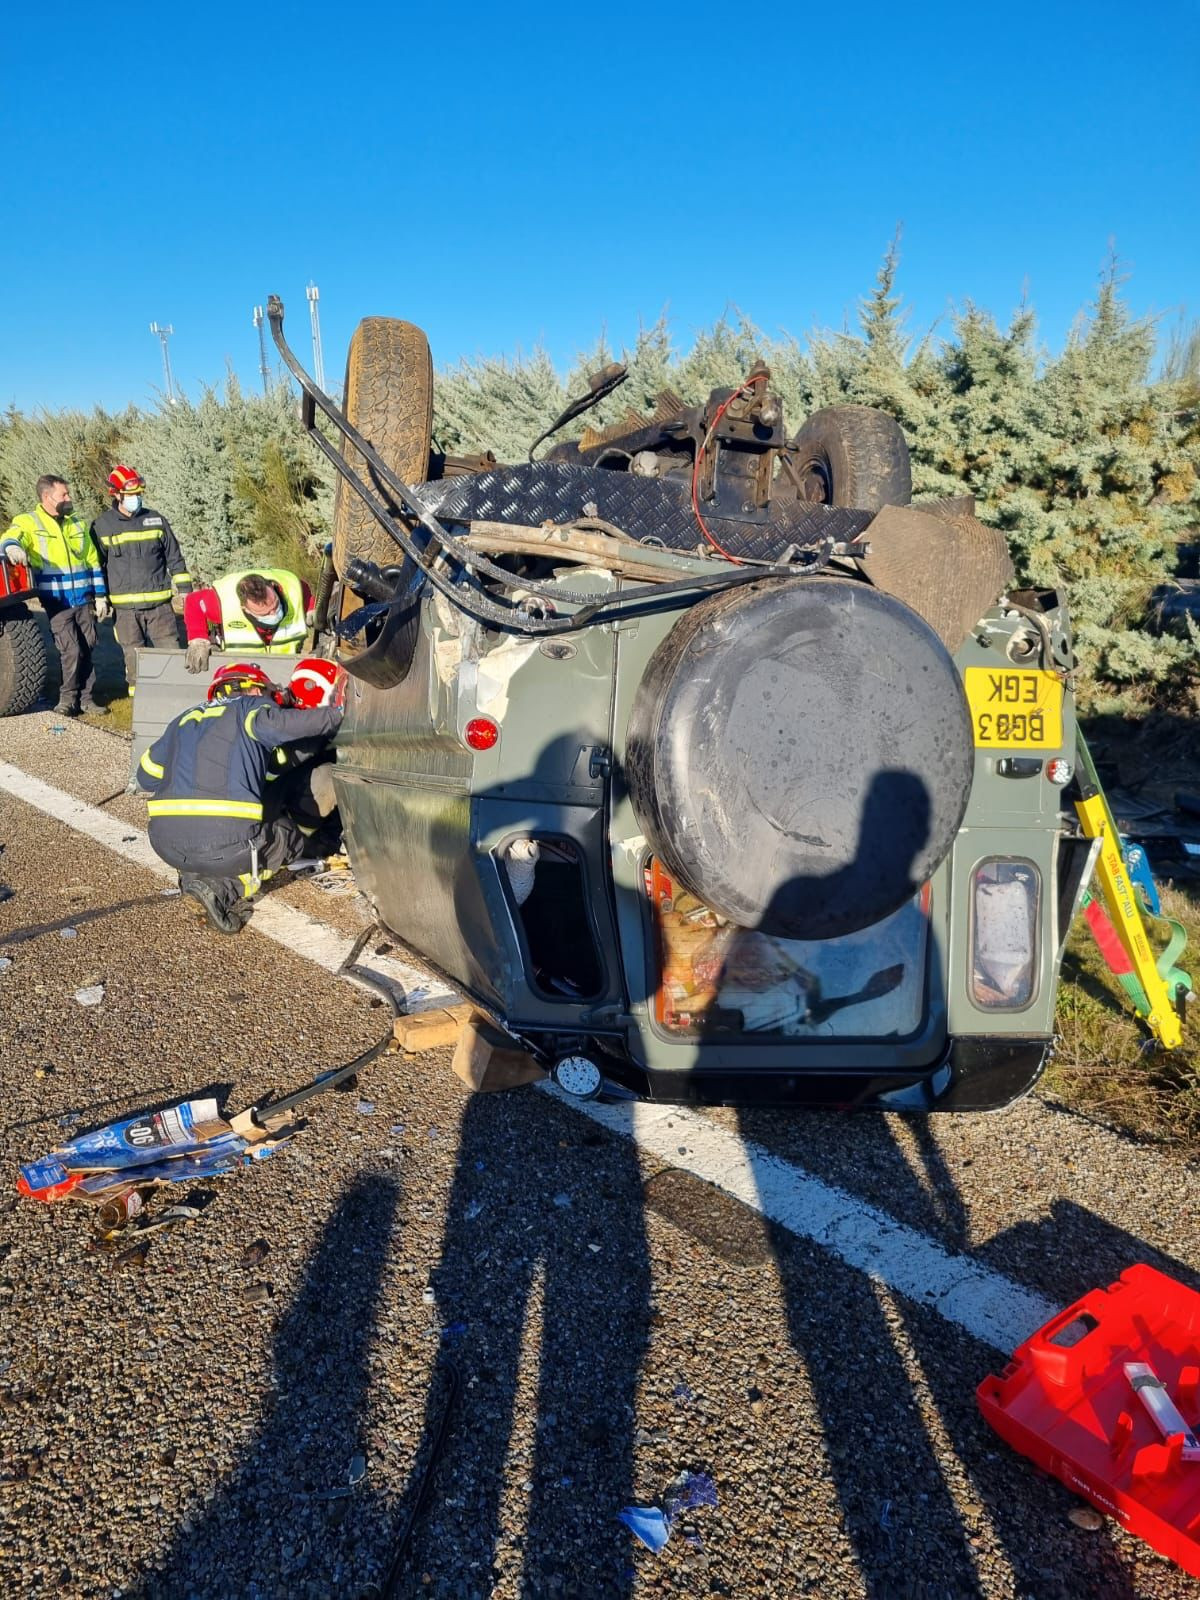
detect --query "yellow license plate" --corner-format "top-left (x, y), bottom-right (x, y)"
top-left (963, 667), bottom-right (1063, 749)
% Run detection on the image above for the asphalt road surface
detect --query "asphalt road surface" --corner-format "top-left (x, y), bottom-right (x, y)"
top-left (0, 709), bottom-right (1197, 1600)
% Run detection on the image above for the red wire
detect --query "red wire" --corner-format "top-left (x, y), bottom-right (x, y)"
top-left (690, 372), bottom-right (767, 565)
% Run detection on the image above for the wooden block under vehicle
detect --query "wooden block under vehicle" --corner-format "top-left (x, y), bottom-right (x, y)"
top-left (393, 1004), bottom-right (475, 1052)
top-left (450, 1009), bottom-right (546, 1093)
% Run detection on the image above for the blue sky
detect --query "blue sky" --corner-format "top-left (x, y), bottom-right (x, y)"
top-left (3, 0), bottom-right (1198, 413)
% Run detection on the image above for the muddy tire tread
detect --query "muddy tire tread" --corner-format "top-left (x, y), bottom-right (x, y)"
top-left (332, 318), bottom-right (433, 576)
top-left (791, 404), bottom-right (912, 511)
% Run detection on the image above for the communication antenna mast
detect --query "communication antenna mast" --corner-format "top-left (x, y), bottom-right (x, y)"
top-left (252, 305), bottom-right (270, 394)
top-left (306, 282), bottom-right (325, 391)
top-left (149, 321), bottom-right (176, 403)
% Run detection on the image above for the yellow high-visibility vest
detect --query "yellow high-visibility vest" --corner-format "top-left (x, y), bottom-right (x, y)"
top-left (1, 507), bottom-right (104, 606)
top-left (213, 569), bottom-right (307, 654)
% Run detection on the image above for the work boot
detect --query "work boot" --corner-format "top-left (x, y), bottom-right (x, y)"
top-left (178, 875), bottom-right (243, 935)
top-left (226, 894), bottom-right (256, 929)
top-left (80, 697), bottom-right (109, 716)
top-left (54, 697), bottom-right (79, 718)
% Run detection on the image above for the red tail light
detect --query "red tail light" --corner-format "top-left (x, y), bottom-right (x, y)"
top-left (465, 717), bottom-right (499, 751)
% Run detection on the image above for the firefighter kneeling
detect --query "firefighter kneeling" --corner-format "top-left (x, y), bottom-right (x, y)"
top-left (137, 657), bottom-right (346, 934)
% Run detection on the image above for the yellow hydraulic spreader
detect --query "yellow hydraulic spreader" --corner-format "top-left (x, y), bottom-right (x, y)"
top-left (1074, 735), bottom-right (1186, 1051)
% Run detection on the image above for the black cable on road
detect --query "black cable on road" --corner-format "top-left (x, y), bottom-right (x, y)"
top-left (249, 924), bottom-right (402, 1125)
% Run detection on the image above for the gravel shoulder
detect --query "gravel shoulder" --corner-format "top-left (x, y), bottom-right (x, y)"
top-left (1, 710), bottom-right (1198, 1600)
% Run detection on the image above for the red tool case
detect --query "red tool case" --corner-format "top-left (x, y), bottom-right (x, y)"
top-left (0, 555), bottom-right (32, 599)
top-left (978, 1263), bottom-right (1200, 1577)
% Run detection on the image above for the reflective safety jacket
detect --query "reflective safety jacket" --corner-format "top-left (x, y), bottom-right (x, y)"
top-left (1, 506), bottom-right (105, 607)
top-left (183, 568), bottom-right (310, 655)
top-left (137, 692), bottom-right (342, 852)
top-left (92, 504), bottom-right (192, 608)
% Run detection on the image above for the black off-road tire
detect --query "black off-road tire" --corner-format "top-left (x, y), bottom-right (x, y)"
top-left (332, 317), bottom-right (433, 579)
top-left (0, 603), bottom-right (50, 717)
top-left (789, 405), bottom-right (911, 511)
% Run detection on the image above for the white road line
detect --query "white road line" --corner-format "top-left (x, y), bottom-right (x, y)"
top-left (1, 758), bottom-right (1056, 1354)
top-left (545, 1092), bottom-right (1059, 1351)
top-left (0, 759), bottom-right (453, 1006)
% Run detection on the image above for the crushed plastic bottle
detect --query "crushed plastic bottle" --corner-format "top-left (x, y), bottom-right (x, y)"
top-left (618, 1506), bottom-right (671, 1553)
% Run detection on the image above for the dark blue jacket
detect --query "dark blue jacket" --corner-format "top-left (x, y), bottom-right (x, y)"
top-left (138, 693), bottom-right (342, 850)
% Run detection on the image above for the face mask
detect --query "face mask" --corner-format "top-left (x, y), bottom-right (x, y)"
top-left (121, 495), bottom-right (142, 514)
top-left (256, 601), bottom-right (285, 628)
top-left (55, 498), bottom-right (72, 516)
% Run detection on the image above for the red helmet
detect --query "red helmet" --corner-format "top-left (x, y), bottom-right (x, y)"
top-left (106, 464), bottom-right (145, 497)
top-left (287, 656), bottom-right (342, 708)
top-left (207, 662), bottom-right (276, 702)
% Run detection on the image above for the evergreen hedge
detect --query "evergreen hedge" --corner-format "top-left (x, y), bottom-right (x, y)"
top-left (2, 256), bottom-right (1197, 708)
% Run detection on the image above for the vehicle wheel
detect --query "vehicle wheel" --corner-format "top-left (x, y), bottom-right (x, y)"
top-left (625, 577), bottom-right (973, 940)
top-left (332, 317), bottom-right (434, 579)
top-left (0, 603), bottom-right (50, 717)
top-left (788, 405), bottom-right (911, 511)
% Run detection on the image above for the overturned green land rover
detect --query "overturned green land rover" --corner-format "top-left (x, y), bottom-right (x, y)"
top-left (267, 297), bottom-right (1089, 1110)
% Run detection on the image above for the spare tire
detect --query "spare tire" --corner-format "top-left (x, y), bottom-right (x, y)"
top-left (625, 577), bottom-right (973, 940)
top-left (789, 405), bottom-right (911, 511)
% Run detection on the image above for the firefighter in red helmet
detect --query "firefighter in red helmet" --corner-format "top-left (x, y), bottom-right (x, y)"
top-left (136, 659), bottom-right (346, 933)
top-left (91, 464), bottom-right (192, 695)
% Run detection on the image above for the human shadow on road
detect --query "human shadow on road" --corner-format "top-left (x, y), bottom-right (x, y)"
top-left (0, 892), bottom-right (172, 945)
top-left (704, 778), bottom-right (1137, 1599)
top-left (393, 1086), bottom-right (652, 1599)
top-left (147, 1172), bottom-right (401, 1599)
top-left (737, 1108), bottom-right (1151, 1600)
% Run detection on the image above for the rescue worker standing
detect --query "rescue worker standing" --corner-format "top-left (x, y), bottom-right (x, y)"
top-left (1, 474), bottom-right (112, 715)
top-left (183, 569), bottom-right (313, 673)
top-left (92, 465), bottom-right (192, 694)
top-left (136, 661), bottom-right (344, 933)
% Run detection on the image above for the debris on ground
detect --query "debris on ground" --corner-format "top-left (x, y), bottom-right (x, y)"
top-left (618, 1506), bottom-right (672, 1552)
top-left (619, 1470), bottom-right (719, 1554)
top-left (73, 984), bottom-right (104, 1006)
top-left (665, 1470), bottom-right (718, 1515)
top-left (1069, 1505), bottom-right (1105, 1531)
top-left (17, 1096), bottom-right (296, 1212)
top-left (16, 940), bottom-right (400, 1238)
top-left (113, 1238), bottom-right (151, 1270)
